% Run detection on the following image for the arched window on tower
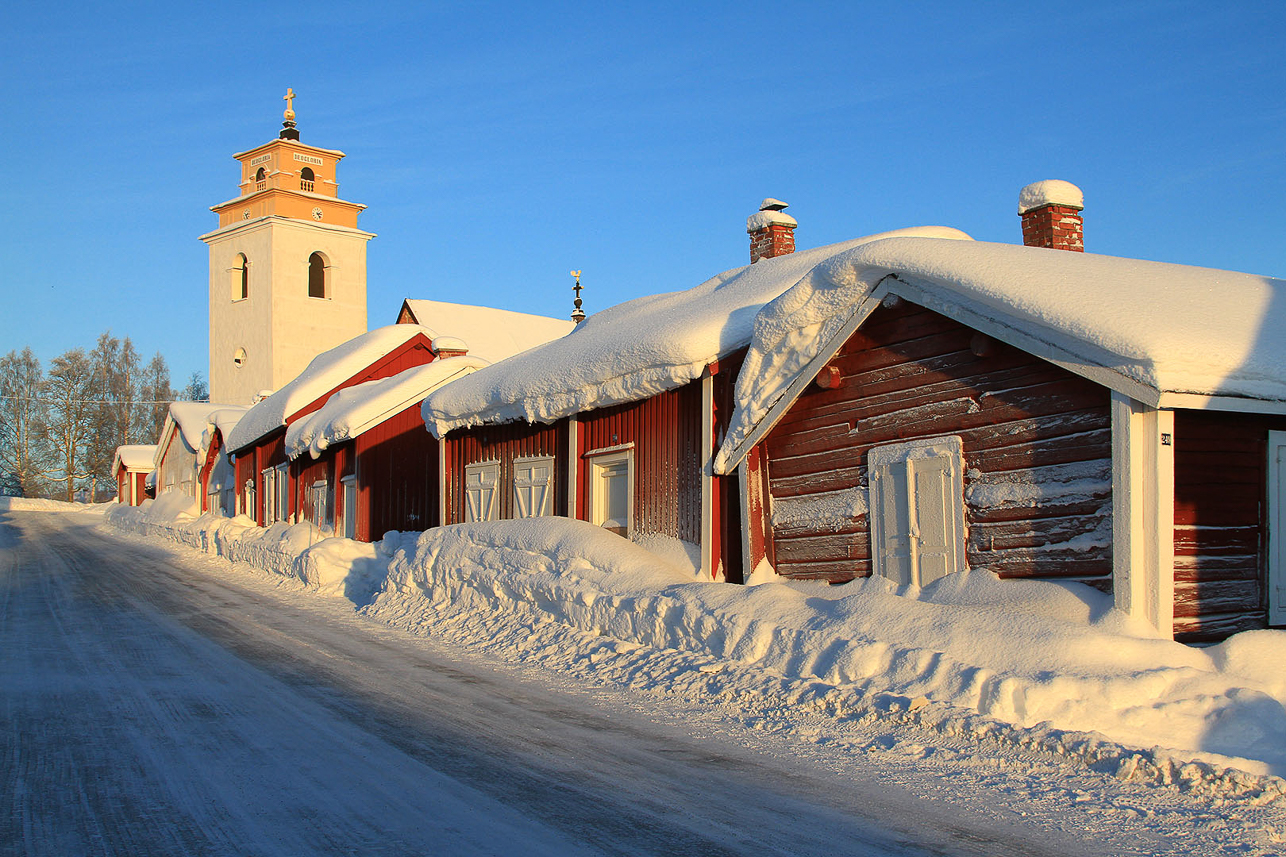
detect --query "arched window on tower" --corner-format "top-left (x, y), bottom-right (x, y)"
top-left (308, 252), bottom-right (327, 298)
top-left (255, 167), bottom-right (266, 191)
top-left (231, 253), bottom-right (249, 301)
top-left (300, 167), bottom-right (315, 192)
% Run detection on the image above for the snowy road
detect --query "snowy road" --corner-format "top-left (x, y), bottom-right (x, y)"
top-left (1, 511), bottom-right (1276, 856)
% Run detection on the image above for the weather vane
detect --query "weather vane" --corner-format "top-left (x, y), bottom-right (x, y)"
top-left (570, 270), bottom-right (585, 324)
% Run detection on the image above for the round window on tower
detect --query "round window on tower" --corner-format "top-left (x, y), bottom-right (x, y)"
top-left (233, 347), bottom-right (247, 368)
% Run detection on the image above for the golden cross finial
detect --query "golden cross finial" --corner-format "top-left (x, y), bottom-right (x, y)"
top-left (283, 88), bottom-right (297, 121)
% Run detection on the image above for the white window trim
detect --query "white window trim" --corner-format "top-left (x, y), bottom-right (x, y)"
top-left (588, 449), bottom-right (634, 538)
top-left (311, 479), bottom-right (332, 532)
top-left (340, 474), bottom-right (358, 540)
top-left (463, 461), bottom-right (501, 523)
top-left (512, 455), bottom-right (556, 518)
top-left (868, 435), bottom-right (966, 588)
top-left (1267, 431), bottom-right (1286, 625)
top-left (1111, 393), bottom-right (1175, 636)
top-left (274, 462), bottom-right (289, 523)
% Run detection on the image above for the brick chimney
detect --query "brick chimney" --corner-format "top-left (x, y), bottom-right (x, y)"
top-left (1019, 180), bottom-right (1084, 252)
top-left (431, 336), bottom-right (469, 360)
top-left (748, 198), bottom-right (797, 263)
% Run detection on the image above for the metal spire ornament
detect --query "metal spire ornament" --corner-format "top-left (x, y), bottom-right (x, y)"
top-left (570, 270), bottom-right (586, 324)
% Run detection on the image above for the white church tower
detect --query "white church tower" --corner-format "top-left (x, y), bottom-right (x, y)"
top-left (200, 89), bottom-right (373, 405)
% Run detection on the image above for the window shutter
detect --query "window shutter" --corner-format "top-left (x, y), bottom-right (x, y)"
top-left (870, 459), bottom-right (913, 586)
top-left (513, 457), bottom-right (554, 518)
top-left (464, 462), bottom-right (500, 523)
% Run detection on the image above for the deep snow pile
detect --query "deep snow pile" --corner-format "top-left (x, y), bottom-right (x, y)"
top-left (102, 503), bottom-right (1286, 802)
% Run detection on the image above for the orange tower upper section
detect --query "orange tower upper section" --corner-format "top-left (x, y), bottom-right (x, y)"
top-left (210, 89), bottom-right (366, 229)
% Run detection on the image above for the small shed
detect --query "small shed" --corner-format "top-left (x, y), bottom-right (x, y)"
top-left (111, 445), bottom-right (157, 506)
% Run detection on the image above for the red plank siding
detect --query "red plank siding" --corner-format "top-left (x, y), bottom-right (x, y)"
top-left (1172, 409), bottom-right (1286, 643)
top-left (764, 301), bottom-right (1112, 584)
top-left (444, 420), bottom-right (566, 524)
top-left (355, 405), bottom-right (438, 540)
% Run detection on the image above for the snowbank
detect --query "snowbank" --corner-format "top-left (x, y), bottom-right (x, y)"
top-left (0, 497), bottom-right (107, 513)
top-left (106, 502), bottom-right (399, 602)
top-left (422, 227), bottom-right (972, 437)
top-left (101, 503), bottom-right (1286, 802)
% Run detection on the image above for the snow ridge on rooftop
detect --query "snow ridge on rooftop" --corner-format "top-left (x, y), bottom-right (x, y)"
top-left (228, 325), bottom-right (434, 451)
top-left (286, 356), bottom-right (488, 460)
top-left (168, 402), bottom-right (240, 452)
top-left (400, 300), bottom-right (575, 364)
top-left (113, 444), bottom-right (157, 471)
top-left (421, 227), bottom-right (972, 437)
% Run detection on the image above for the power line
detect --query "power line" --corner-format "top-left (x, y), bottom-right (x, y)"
top-left (0, 395), bottom-right (206, 406)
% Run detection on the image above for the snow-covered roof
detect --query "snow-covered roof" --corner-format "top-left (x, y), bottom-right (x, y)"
top-left (421, 227), bottom-right (972, 437)
top-left (112, 444), bottom-right (157, 473)
top-left (399, 300), bottom-right (576, 364)
top-left (286, 356), bottom-right (488, 460)
top-left (715, 237), bottom-right (1286, 473)
top-left (201, 407), bottom-right (250, 456)
top-left (167, 402), bottom-right (238, 451)
top-left (227, 325), bottom-right (434, 452)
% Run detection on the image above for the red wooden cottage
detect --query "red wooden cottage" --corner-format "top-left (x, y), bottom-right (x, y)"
top-left (154, 402), bottom-right (240, 504)
top-left (111, 444), bottom-right (156, 506)
top-left (421, 202), bottom-right (969, 581)
top-left (283, 355), bottom-right (486, 540)
top-left (714, 182), bottom-right (1286, 643)
top-left (225, 325), bottom-right (440, 529)
top-left (196, 406), bottom-right (249, 517)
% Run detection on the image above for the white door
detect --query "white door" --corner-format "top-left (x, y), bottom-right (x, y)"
top-left (869, 436), bottom-right (966, 588)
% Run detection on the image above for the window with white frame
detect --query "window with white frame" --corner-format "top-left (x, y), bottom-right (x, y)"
top-left (261, 467), bottom-right (276, 523)
top-left (588, 449), bottom-right (633, 537)
top-left (867, 436), bottom-right (966, 588)
top-left (463, 462), bottom-right (500, 522)
top-left (340, 475), bottom-right (357, 540)
top-left (512, 456), bottom-right (555, 518)
top-left (310, 479), bottom-right (333, 531)
top-left (1268, 431), bottom-right (1286, 625)
top-left (274, 463), bottom-right (289, 522)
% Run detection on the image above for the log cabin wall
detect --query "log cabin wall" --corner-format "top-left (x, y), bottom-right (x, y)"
top-left (444, 420), bottom-right (566, 524)
top-left (355, 404), bottom-right (438, 540)
top-left (578, 383), bottom-right (703, 545)
top-left (764, 300), bottom-right (1113, 585)
top-left (1173, 409), bottom-right (1286, 643)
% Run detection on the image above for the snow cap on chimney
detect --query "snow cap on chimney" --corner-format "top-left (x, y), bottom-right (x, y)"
top-left (747, 198), bottom-right (798, 263)
top-left (431, 336), bottom-right (469, 359)
top-left (1019, 180), bottom-right (1084, 252)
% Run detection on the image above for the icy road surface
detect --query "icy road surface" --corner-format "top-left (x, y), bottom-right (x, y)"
top-left (2, 511), bottom-right (1280, 856)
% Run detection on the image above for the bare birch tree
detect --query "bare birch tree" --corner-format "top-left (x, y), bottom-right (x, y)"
top-left (43, 348), bottom-right (97, 501)
top-left (0, 347), bottom-right (49, 496)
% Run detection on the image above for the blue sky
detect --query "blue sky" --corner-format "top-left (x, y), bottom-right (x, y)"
top-left (3, 1), bottom-right (1283, 387)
